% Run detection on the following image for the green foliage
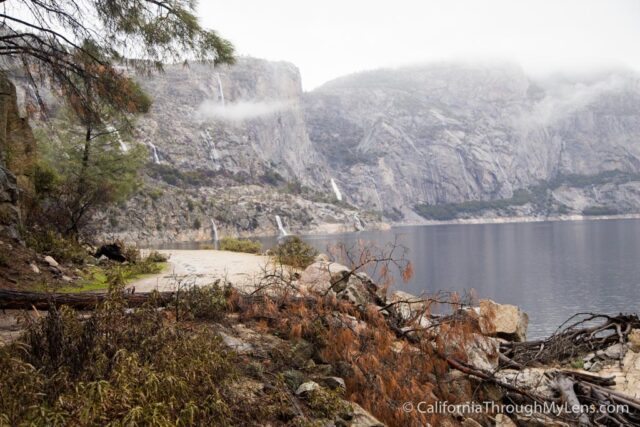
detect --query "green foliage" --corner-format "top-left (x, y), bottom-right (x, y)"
top-left (173, 284), bottom-right (232, 321)
top-left (274, 236), bottom-right (318, 269)
top-left (219, 237), bottom-right (262, 254)
top-left (24, 229), bottom-right (89, 264)
top-left (582, 206), bottom-right (619, 216)
top-left (0, 289), bottom-right (237, 425)
top-left (192, 218), bottom-right (202, 229)
top-left (306, 389), bottom-right (349, 419)
top-left (261, 169), bottom-right (285, 186)
top-left (570, 358), bottom-right (585, 369)
top-left (146, 251), bottom-right (169, 263)
top-left (30, 126), bottom-right (146, 237)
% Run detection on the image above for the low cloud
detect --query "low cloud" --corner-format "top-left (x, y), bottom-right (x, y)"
top-left (197, 100), bottom-right (292, 121)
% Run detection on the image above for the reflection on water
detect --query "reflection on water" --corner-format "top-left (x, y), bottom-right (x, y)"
top-left (159, 219), bottom-right (640, 339)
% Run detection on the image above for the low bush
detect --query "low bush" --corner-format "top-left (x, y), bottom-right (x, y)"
top-left (273, 236), bottom-right (318, 269)
top-left (145, 250), bottom-right (169, 263)
top-left (219, 237), bottom-right (262, 254)
top-left (173, 283), bottom-right (232, 321)
top-left (582, 206), bottom-right (619, 216)
top-left (24, 229), bottom-right (89, 264)
top-left (0, 284), bottom-right (238, 425)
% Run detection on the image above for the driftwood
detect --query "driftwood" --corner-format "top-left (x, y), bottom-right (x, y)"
top-left (0, 289), bottom-right (176, 310)
top-left (501, 313), bottom-right (640, 365)
top-left (494, 314), bottom-right (640, 426)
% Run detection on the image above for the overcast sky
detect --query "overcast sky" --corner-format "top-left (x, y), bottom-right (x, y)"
top-left (199, 0), bottom-right (640, 90)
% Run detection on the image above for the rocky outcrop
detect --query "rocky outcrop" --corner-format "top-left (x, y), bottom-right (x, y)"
top-left (0, 73), bottom-right (36, 241)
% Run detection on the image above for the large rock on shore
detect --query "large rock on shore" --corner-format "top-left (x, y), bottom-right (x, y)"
top-left (478, 299), bottom-right (529, 342)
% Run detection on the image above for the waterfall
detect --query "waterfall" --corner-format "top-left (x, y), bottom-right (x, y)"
top-left (275, 215), bottom-right (288, 237)
top-left (202, 129), bottom-right (220, 168)
top-left (215, 73), bottom-right (225, 106)
top-left (210, 219), bottom-right (219, 250)
top-left (107, 125), bottom-right (128, 152)
top-left (366, 176), bottom-right (383, 210)
top-left (353, 213), bottom-right (365, 231)
top-left (148, 142), bottom-right (160, 164)
top-left (330, 178), bottom-right (343, 201)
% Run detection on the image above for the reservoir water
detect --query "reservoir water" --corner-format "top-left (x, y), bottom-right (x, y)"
top-left (259, 219), bottom-right (640, 339)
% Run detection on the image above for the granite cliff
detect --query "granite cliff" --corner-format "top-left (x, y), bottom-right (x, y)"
top-left (51, 59), bottom-right (640, 242)
top-left (304, 63), bottom-right (640, 221)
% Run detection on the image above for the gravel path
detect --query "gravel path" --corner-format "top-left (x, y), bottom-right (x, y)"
top-left (131, 250), bottom-right (271, 292)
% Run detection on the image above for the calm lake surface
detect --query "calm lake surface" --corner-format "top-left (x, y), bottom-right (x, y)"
top-left (163, 218), bottom-right (640, 339)
top-left (259, 219), bottom-right (640, 339)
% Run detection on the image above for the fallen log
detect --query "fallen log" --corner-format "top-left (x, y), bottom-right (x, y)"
top-left (500, 313), bottom-right (640, 365)
top-left (0, 289), bottom-right (176, 310)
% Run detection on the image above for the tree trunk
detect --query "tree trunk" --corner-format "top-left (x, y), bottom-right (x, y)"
top-left (0, 289), bottom-right (175, 310)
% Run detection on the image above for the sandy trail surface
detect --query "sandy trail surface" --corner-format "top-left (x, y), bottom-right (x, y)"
top-left (131, 250), bottom-right (272, 292)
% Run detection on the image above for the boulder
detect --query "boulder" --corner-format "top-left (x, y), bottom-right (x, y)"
top-left (295, 381), bottom-right (320, 396)
top-left (43, 255), bottom-right (59, 268)
top-left (346, 402), bottom-right (385, 427)
top-left (466, 334), bottom-right (500, 371)
top-left (478, 299), bottom-right (528, 342)
top-left (602, 343), bottom-right (626, 360)
top-left (299, 260), bottom-right (350, 292)
top-left (218, 331), bottom-right (253, 354)
top-left (29, 262), bottom-right (40, 274)
top-left (315, 253), bottom-right (330, 262)
top-left (95, 243), bottom-right (126, 263)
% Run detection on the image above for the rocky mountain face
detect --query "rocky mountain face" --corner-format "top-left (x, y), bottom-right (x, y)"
top-left (92, 59), bottom-right (640, 242)
top-left (97, 59), bottom-right (377, 244)
top-left (304, 63), bottom-right (640, 220)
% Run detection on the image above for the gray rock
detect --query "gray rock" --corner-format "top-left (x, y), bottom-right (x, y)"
top-left (29, 263), bottom-right (40, 274)
top-left (43, 256), bottom-right (59, 268)
top-left (218, 331), bottom-right (253, 354)
top-left (346, 402), bottom-right (385, 427)
top-left (295, 381), bottom-right (320, 396)
top-left (589, 361), bottom-right (604, 372)
top-left (315, 253), bottom-right (330, 262)
top-left (604, 343), bottom-right (626, 360)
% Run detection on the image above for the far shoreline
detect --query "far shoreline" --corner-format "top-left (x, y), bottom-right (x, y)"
top-left (393, 212), bottom-right (640, 229)
top-left (144, 213), bottom-right (640, 248)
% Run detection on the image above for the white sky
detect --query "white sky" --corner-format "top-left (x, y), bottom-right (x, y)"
top-left (199, 0), bottom-right (640, 90)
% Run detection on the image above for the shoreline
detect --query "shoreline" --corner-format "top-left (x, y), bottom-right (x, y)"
top-left (393, 212), bottom-right (640, 229)
top-left (144, 213), bottom-right (640, 247)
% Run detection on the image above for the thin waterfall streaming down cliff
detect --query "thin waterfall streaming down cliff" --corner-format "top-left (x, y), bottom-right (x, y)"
top-left (330, 178), bottom-right (343, 201)
top-left (210, 219), bottom-right (219, 250)
top-left (366, 176), bottom-right (383, 210)
top-left (107, 125), bottom-right (128, 152)
top-left (215, 73), bottom-right (225, 106)
top-left (353, 213), bottom-right (365, 231)
top-left (202, 129), bottom-right (221, 169)
top-left (147, 142), bottom-right (160, 164)
top-left (275, 215), bottom-right (288, 237)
